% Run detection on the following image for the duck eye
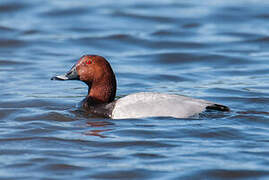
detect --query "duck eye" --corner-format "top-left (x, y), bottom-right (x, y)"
top-left (86, 59), bottom-right (92, 64)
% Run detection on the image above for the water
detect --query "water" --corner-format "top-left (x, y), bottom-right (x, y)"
top-left (1, 0), bottom-right (269, 179)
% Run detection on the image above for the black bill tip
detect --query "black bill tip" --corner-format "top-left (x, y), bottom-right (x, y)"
top-left (51, 75), bottom-right (69, 81)
top-left (51, 64), bottom-right (79, 81)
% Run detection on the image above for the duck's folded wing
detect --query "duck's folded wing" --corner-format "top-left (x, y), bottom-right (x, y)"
top-left (112, 92), bottom-right (227, 119)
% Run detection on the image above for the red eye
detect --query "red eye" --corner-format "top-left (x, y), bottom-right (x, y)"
top-left (83, 56), bottom-right (96, 65)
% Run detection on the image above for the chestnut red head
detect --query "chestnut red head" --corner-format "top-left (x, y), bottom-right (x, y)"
top-left (52, 55), bottom-right (113, 83)
top-left (51, 55), bottom-right (117, 103)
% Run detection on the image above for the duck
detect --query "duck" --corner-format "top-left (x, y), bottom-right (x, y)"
top-left (51, 55), bottom-right (229, 119)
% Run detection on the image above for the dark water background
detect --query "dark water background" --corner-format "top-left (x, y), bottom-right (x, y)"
top-left (1, 0), bottom-right (269, 179)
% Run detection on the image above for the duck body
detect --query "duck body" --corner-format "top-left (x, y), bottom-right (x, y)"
top-left (51, 55), bottom-right (229, 119)
top-left (111, 92), bottom-right (226, 119)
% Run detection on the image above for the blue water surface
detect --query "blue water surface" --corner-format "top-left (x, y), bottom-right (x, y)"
top-left (0, 0), bottom-right (269, 179)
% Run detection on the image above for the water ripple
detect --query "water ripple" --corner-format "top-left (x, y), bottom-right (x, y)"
top-left (0, 0), bottom-right (269, 179)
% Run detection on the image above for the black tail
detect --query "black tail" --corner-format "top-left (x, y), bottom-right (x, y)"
top-left (206, 104), bottom-right (230, 112)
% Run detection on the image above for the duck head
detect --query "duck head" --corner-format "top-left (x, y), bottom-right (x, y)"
top-left (51, 55), bottom-right (117, 104)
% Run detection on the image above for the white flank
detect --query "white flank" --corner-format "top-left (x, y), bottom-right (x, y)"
top-left (112, 92), bottom-right (214, 119)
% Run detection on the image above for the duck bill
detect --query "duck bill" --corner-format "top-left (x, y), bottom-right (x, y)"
top-left (51, 65), bottom-right (79, 81)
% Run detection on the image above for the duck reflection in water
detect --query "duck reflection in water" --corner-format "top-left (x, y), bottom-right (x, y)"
top-left (84, 121), bottom-right (114, 138)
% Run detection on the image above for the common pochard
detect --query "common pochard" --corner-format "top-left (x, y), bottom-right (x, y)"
top-left (51, 55), bottom-right (229, 119)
